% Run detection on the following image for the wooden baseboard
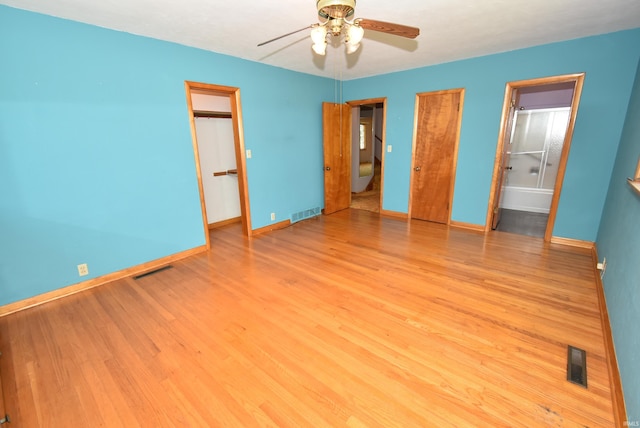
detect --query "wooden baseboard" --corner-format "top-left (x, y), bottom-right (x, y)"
top-left (0, 245), bottom-right (208, 317)
top-left (591, 246), bottom-right (627, 426)
top-left (252, 219), bottom-right (291, 236)
top-left (208, 217), bottom-right (241, 230)
top-left (450, 221), bottom-right (485, 233)
top-left (550, 236), bottom-right (595, 249)
top-left (380, 209), bottom-right (408, 220)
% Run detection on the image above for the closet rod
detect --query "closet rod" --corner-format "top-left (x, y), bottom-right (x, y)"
top-left (193, 110), bottom-right (232, 119)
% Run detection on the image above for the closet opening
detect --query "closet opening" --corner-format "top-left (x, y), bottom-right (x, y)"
top-left (185, 81), bottom-right (252, 247)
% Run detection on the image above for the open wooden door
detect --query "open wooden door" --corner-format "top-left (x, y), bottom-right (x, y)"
top-left (323, 102), bottom-right (352, 215)
top-left (490, 90), bottom-right (518, 229)
top-left (409, 89), bottom-right (464, 224)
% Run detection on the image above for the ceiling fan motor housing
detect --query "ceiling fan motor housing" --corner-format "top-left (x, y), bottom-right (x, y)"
top-left (317, 0), bottom-right (356, 20)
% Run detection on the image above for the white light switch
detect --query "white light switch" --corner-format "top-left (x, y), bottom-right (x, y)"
top-left (246, 149), bottom-right (252, 159)
top-left (387, 145), bottom-right (392, 153)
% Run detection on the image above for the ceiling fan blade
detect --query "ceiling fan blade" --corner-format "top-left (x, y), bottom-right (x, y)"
top-left (355, 19), bottom-right (420, 39)
top-left (257, 25), bottom-right (313, 47)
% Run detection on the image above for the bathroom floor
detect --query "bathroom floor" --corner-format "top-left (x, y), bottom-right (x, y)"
top-left (495, 209), bottom-right (549, 238)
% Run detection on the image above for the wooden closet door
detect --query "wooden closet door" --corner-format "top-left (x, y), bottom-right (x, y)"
top-left (410, 90), bottom-right (463, 224)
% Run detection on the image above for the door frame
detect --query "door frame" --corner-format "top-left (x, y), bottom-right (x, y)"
top-left (485, 73), bottom-right (585, 241)
top-left (408, 88), bottom-right (465, 224)
top-left (346, 97), bottom-right (387, 213)
top-left (185, 81), bottom-right (252, 247)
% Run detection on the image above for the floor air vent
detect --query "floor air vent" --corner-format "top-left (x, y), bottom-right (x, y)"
top-left (291, 207), bottom-right (321, 223)
top-left (134, 265), bottom-right (173, 280)
top-left (567, 345), bottom-right (587, 388)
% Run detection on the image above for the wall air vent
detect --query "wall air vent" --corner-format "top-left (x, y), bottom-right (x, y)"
top-left (291, 207), bottom-right (321, 223)
top-left (134, 265), bottom-right (173, 280)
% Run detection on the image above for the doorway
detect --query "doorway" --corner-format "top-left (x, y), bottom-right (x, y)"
top-left (322, 98), bottom-right (387, 215)
top-left (185, 81), bottom-right (252, 246)
top-left (487, 74), bottom-right (585, 241)
top-left (409, 89), bottom-right (464, 224)
top-left (349, 100), bottom-right (386, 213)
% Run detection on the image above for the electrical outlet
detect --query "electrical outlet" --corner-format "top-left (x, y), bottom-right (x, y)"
top-left (77, 263), bottom-right (89, 276)
top-left (270, 212), bottom-right (276, 221)
top-left (597, 257), bottom-right (607, 277)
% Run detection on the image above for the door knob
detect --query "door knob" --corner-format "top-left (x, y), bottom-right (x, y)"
top-left (325, 166), bottom-right (331, 171)
top-left (507, 166), bottom-right (513, 170)
top-left (414, 166), bottom-right (421, 171)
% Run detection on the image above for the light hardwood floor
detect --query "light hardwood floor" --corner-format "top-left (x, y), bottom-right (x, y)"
top-left (0, 209), bottom-right (614, 426)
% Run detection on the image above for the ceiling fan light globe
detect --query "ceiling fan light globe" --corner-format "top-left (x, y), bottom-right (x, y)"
top-left (312, 42), bottom-right (327, 55)
top-left (346, 24), bottom-right (364, 45)
top-left (345, 42), bottom-right (360, 54)
top-left (310, 25), bottom-right (328, 44)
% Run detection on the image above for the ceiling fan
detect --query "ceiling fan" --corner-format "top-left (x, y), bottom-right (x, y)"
top-left (257, 0), bottom-right (420, 55)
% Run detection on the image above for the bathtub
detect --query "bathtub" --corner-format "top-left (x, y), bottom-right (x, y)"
top-left (500, 186), bottom-right (553, 214)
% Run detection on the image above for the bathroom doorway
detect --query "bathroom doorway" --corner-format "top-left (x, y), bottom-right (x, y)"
top-left (487, 74), bottom-right (585, 240)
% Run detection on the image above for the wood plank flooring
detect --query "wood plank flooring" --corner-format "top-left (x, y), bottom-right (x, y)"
top-left (0, 209), bottom-right (614, 426)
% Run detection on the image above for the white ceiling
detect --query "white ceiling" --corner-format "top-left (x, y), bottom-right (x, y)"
top-left (2, 0), bottom-right (640, 80)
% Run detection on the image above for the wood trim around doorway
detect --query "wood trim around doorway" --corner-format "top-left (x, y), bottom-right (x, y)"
top-left (347, 98), bottom-right (387, 213)
top-left (485, 73), bottom-right (585, 241)
top-left (184, 81), bottom-right (252, 245)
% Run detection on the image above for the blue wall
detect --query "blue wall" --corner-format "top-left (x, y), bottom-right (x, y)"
top-left (597, 58), bottom-right (640, 422)
top-left (0, 6), bottom-right (332, 306)
top-left (345, 30), bottom-right (640, 239)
